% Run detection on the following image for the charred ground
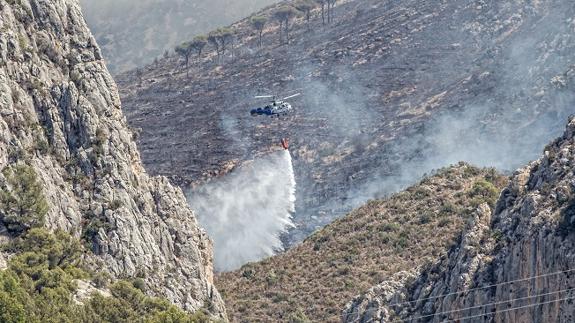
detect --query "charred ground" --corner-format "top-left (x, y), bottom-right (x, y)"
top-left (118, 0), bottom-right (575, 245)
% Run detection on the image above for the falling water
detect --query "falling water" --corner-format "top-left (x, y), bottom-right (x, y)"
top-left (186, 149), bottom-right (296, 272)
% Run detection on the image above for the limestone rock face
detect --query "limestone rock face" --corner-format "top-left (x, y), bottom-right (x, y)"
top-left (344, 118), bottom-right (575, 322)
top-left (0, 0), bottom-right (225, 318)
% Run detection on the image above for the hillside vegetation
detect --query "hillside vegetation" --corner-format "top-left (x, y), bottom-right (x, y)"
top-left (216, 163), bottom-right (507, 322)
top-left (0, 228), bottom-right (213, 323)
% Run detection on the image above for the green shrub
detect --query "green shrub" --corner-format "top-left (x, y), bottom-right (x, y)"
top-left (109, 199), bottom-right (123, 211)
top-left (241, 267), bottom-right (255, 279)
top-left (131, 278), bottom-right (146, 292)
top-left (467, 179), bottom-right (499, 207)
top-left (380, 222), bottom-right (400, 232)
top-left (0, 288), bottom-right (26, 323)
top-left (0, 230), bottom-right (216, 322)
top-left (0, 165), bottom-right (49, 234)
top-left (462, 165), bottom-right (481, 178)
top-left (439, 202), bottom-right (458, 217)
top-left (288, 309), bottom-right (311, 323)
top-left (34, 138), bottom-right (50, 155)
top-left (438, 218), bottom-right (451, 227)
top-left (91, 271), bottom-right (111, 289)
top-left (418, 212), bottom-right (432, 224)
top-left (266, 271), bottom-right (278, 286)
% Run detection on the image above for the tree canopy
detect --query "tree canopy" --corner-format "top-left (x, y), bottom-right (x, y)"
top-left (190, 36), bottom-right (208, 57)
top-left (274, 6), bottom-right (300, 44)
top-left (250, 16), bottom-right (268, 47)
top-left (208, 28), bottom-right (235, 62)
top-left (0, 164), bottom-right (48, 235)
top-left (295, 0), bottom-right (315, 26)
top-left (0, 229), bottom-right (214, 323)
top-left (175, 42), bottom-right (193, 68)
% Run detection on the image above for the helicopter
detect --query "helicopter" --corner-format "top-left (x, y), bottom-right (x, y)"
top-left (250, 93), bottom-right (301, 118)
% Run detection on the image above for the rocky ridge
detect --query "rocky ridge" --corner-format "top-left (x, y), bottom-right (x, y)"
top-left (0, 0), bottom-right (225, 318)
top-left (344, 117), bottom-right (575, 322)
top-left (216, 164), bottom-right (507, 322)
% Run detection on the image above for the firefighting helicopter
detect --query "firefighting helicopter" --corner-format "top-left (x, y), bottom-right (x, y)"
top-left (250, 93), bottom-right (301, 118)
top-left (249, 92), bottom-right (300, 150)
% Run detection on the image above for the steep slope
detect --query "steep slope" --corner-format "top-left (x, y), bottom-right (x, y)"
top-left (118, 0), bottom-right (575, 247)
top-left (0, 0), bottom-right (224, 318)
top-left (344, 117), bottom-right (575, 322)
top-left (216, 164), bottom-right (507, 322)
top-left (80, 0), bottom-right (280, 74)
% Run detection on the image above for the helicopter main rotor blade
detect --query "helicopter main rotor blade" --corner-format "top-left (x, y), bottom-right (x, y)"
top-left (255, 95), bottom-right (274, 99)
top-left (282, 93), bottom-right (301, 100)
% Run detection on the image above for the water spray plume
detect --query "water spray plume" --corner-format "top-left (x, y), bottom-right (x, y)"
top-left (187, 150), bottom-right (296, 272)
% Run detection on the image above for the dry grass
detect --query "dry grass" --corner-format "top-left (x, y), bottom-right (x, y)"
top-left (216, 163), bottom-right (507, 322)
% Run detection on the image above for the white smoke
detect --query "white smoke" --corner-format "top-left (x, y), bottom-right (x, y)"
top-left (186, 150), bottom-right (296, 272)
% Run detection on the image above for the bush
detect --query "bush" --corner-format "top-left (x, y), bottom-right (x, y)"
top-left (92, 271), bottom-right (111, 289)
top-left (0, 165), bottom-right (49, 234)
top-left (288, 309), bottom-right (311, 323)
top-left (0, 230), bottom-right (215, 322)
top-left (242, 267), bottom-right (255, 279)
top-left (467, 179), bottom-right (500, 207)
top-left (0, 287), bottom-right (26, 323)
top-left (35, 137), bottom-right (50, 155)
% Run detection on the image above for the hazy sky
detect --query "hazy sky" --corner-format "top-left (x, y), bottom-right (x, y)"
top-left (80, 0), bottom-right (279, 73)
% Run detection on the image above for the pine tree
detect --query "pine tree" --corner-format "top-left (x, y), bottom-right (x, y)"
top-left (295, 0), bottom-right (315, 29)
top-left (174, 42), bottom-right (193, 76)
top-left (0, 164), bottom-right (49, 235)
top-left (250, 16), bottom-right (268, 48)
top-left (190, 35), bottom-right (208, 61)
top-left (274, 6), bottom-right (300, 44)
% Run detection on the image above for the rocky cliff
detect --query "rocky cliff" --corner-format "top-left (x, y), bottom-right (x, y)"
top-left (0, 0), bottom-right (225, 318)
top-left (344, 117), bottom-right (575, 322)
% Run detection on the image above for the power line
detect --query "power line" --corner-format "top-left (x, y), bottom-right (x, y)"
top-left (407, 287), bottom-right (575, 322)
top-left (340, 268), bottom-right (575, 322)
top-left (346, 291), bottom-right (575, 323)
top-left (386, 268), bottom-right (575, 308)
top-left (443, 294), bottom-right (575, 323)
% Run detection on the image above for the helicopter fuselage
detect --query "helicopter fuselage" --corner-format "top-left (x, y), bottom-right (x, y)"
top-left (250, 100), bottom-right (292, 117)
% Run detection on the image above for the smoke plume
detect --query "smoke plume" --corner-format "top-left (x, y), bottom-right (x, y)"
top-left (186, 150), bottom-right (296, 272)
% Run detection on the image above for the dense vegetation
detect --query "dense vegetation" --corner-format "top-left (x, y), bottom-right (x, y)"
top-left (0, 228), bottom-right (213, 323)
top-left (0, 165), bottom-right (213, 322)
top-left (217, 163), bottom-right (507, 322)
top-left (0, 165), bottom-right (49, 235)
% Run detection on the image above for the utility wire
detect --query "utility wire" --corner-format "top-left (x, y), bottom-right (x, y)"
top-left (385, 268), bottom-right (575, 308)
top-left (443, 294), bottom-right (575, 323)
top-left (346, 291), bottom-right (575, 323)
top-left (339, 268), bottom-right (575, 322)
top-left (406, 287), bottom-right (575, 322)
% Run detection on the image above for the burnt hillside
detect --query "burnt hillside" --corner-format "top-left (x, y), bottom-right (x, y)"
top-left (118, 0), bottom-right (575, 245)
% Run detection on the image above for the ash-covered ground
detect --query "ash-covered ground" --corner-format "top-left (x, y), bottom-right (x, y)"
top-left (118, 0), bottom-right (575, 247)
